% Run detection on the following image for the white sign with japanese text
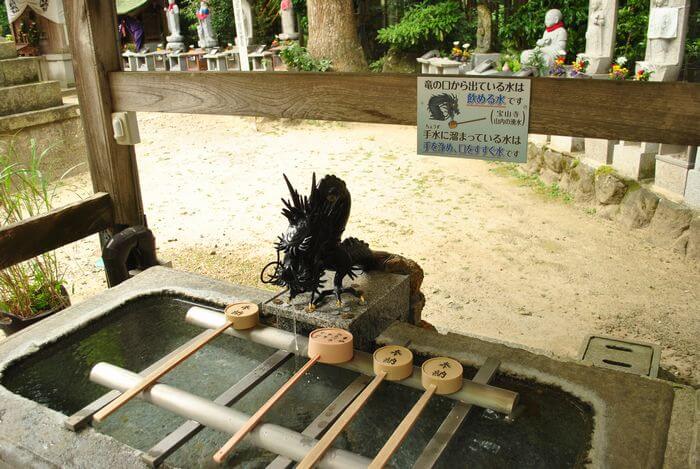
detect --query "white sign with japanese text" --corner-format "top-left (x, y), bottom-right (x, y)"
top-left (417, 76), bottom-right (531, 163)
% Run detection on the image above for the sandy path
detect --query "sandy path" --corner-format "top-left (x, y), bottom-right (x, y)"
top-left (51, 114), bottom-right (699, 385)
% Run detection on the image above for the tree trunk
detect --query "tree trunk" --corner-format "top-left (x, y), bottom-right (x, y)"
top-left (307, 0), bottom-right (367, 72)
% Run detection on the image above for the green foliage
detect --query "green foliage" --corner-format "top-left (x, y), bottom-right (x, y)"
top-left (0, 141), bottom-right (69, 318)
top-left (497, 51), bottom-right (522, 72)
top-left (523, 46), bottom-right (548, 76)
top-left (497, 0), bottom-right (589, 62)
top-left (0, 2), bottom-right (8, 37)
top-left (369, 56), bottom-right (387, 72)
top-left (615, 0), bottom-right (649, 67)
top-left (376, 1), bottom-right (468, 51)
top-left (279, 42), bottom-right (331, 71)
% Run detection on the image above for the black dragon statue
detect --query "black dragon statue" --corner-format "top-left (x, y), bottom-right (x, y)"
top-left (261, 174), bottom-right (373, 311)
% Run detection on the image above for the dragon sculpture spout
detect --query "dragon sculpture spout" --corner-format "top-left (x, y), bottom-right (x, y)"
top-left (261, 174), bottom-right (374, 311)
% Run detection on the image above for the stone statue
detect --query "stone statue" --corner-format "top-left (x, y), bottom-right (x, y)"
top-left (164, 0), bottom-right (184, 51)
top-left (234, 0), bottom-right (254, 44)
top-left (520, 9), bottom-right (567, 68)
top-left (635, 0), bottom-right (690, 81)
top-left (580, 0), bottom-right (618, 74)
top-left (279, 0), bottom-right (299, 40)
top-left (196, 1), bottom-right (218, 48)
top-left (475, 3), bottom-right (492, 53)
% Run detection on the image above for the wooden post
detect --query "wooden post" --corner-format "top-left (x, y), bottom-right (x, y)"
top-left (63, 0), bottom-right (144, 228)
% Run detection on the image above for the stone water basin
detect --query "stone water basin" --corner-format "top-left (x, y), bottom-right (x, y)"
top-left (0, 267), bottom-right (695, 468)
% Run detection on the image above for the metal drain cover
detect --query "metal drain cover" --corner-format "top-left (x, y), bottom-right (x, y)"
top-left (579, 335), bottom-right (660, 378)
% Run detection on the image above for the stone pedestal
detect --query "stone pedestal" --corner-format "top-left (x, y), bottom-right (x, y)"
top-left (204, 51), bottom-right (230, 71)
top-left (529, 134), bottom-right (550, 146)
top-left (612, 141), bottom-right (658, 180)
top-left (264, 271), bottom-right (409, 351)
top-left (471, 52), bottom-right (501, 68)
top-left (41, 53), bottom-right (75, 88)
top-left (168, 53), bottom-right (189, 71)
top-left (583, 138), bottom-right (617, 168)
top-left (135, 53), bottom-right (157, 71)
top-left (653, 145), bottom-right (697, 196)
top-left (683, 168), bottom-right (700, 208)
top-left (550, 135), bottom-right (584, 154)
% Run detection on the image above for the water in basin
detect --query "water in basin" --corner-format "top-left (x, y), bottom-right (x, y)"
top-left (1, 294), bottom-right (592, 467)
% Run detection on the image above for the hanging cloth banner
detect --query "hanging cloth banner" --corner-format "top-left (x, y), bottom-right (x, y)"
top-left (5, 0), bottom-right (65, 24)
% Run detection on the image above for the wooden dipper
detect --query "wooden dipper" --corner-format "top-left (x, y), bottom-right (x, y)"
top-left (213, 327), bottom-right (354, 463)
top-left (93, 302), bottom-right (259, 423)
top-left (297, 345), bottom-right (414, 469)
top-left (369, 356), bottom-right (463, 469)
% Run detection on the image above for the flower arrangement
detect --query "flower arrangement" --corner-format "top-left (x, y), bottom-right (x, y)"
top-left (571, 57), bottom-right (589, 77)
top-left (609, 57), bottom-right (629, 80)
top-left (634, 68), bottom-right (653, 81)
top-left (549, 56), bottom-right (566, 77)
top-left (449, 42), bottom-right (472, 63)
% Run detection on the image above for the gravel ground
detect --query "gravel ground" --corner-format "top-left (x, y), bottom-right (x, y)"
top-left (30, 113), bottom-right (700, 386)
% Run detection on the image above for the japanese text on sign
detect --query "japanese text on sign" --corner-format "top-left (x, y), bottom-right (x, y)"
top-left (417, 77), bottom-right (531, 163)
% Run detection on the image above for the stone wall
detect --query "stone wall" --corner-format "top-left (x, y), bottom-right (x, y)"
top-left (524, 143), bottom-right (699, 261)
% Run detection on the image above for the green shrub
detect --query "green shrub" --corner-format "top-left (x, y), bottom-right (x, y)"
top-left (280, 43), bottom-right (331, 71)
top-left (369, 56), bottom-right (387, 72)
top-left (377, 1), bottom-right (468, 51)
top-left (0, 141), bottom-right (69, 318)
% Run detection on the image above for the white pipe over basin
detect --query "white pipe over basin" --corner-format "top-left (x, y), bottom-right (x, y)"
top-left (186, 306), bottom-right (518, 415)
top-left (89, 363), bottom-right (370, 469)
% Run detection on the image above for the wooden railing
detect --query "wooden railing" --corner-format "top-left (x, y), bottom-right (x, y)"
top-left (110, 71), bottom-right (700, 146)
top-left (0, 193), bottom-right (114, 270)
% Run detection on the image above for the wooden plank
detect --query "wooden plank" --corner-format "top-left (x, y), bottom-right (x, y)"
top-left (64, 1), bottom-right (144, 227)
top-left (0, 193), bottom-right (113, 270)
top-left (110, 71), bottom-right (700, 146)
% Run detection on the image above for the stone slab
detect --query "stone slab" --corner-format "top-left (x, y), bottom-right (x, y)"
top-left (264, 270), bottom-right (409, 351)
top-left (550, 135), bottom-right (584, 154)
top-left (684, 168), bottom-right (700, 208)
top-left (0, 103), bottom-right (79, 132)
top-left (0, 41), bottom-right (17, 60)
top-left (376, 321), bottom-right (691, 469)
top-left (583, 138), bottom-right (617, 168)
top-left (0, 56), bottom-right (40, 86)
top-left (655, 157), bottom-right (694, 196)
top-left (612, 142), bottom-right (656, 180)
top-left (528, 133), bottom-right (549, 146)
top-left (0, 81), bottom-right (63, 116)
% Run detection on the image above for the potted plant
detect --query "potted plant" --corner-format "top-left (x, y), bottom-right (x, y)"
top-left (0, 141), bottom-right (70, 334)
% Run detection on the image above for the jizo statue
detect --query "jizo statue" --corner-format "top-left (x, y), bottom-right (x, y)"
top-left (520, 9), bottom-right (568, 68)
top-left (164, 0), bottom-right (184, 50)
top-left (196, 1), bottom-right (218, 48)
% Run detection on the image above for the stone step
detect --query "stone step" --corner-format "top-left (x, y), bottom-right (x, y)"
top-left (0, 103), bottom-right (80, 132)
top-left (0, 81), bottom-right (63, 116)
top-left (0, 56), bottom-right (41, 86)
top-left (0, 41), bottom-right (18, 60)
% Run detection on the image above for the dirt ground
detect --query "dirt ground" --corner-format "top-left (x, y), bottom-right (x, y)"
top-left (51, 113), bottom-right (699, 386)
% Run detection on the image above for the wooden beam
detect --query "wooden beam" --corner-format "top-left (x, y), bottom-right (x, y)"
top-left (0, 193), bottom-right (114, 270)
top-left (64, 1), bottom-right (144, 227)
top-left (110, 71), bottom-right (700, 146)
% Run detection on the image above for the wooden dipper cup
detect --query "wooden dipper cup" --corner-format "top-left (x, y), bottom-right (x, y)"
top-left (369, 356), bottom-right (463, 469)
top-left (93, 302), bottom-right (259, 423)
top-left (297, 345), bottom-right (414, 469)
top-left (213, 327), bottom-right (353, 463)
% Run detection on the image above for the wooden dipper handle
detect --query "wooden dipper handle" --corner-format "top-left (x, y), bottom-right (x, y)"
top-left (297, 371), bottom-right (388, 469)
top-left (213, 354), bottom-right (321, 463)
top-left (93, 318), bottom-right (234, 423)
top-left (369, 384), bottom-right (437, 469)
